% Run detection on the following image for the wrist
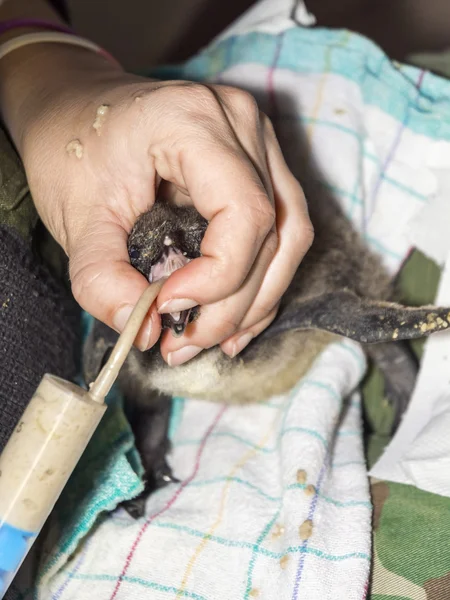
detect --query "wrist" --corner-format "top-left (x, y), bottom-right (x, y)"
top-left (0, 40), bottom-right (124, 154)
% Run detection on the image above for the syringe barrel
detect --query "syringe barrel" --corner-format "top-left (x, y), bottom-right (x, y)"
top-left (0, 374), bottom-right (106, 597)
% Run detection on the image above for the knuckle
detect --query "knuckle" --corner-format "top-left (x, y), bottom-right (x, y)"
top-left (253, 302), bottom-right (277, 324)
top-left (263, 229), bottom-right (279, 257)
top-left (289, 223), bottom-right (314, 262)
top-left (172, 84), bottom-right (230, 143)
top-left (208, 257), bottom-right (244, 294)
top-left (246, 195), bottom-right (276, 234)
top-left (208, 254), bottom-right (230, 279)
top-left (69, 260), bottom-right (100, 307)
top-left (227, 88), bottom-right (260, 123)
top-left (261, 112), bottom-right (276, 136)
top-left (210, 315), bottom-right (240, 343)
top-left (239, 303), bottom-right (278, 334)
top-left (70, 269), bottom-right (87, 306)
top-left (180, 83), bottom-right (219, 112)
top-left (299, 222), bottom-right (315, 253)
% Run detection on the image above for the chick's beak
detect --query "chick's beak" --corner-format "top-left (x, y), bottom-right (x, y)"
top-left (149, 236), bottom-right (192, 337)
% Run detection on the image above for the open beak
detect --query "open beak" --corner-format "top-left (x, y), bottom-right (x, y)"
top-left (160, 309), bottom-right (192, 337)
top-left (149, 237), bottom-right (193, 337)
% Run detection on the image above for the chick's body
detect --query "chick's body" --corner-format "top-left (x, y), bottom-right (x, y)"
top-left (122, 188), bottom-right (393, 404)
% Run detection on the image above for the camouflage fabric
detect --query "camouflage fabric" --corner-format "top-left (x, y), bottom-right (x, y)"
top-left (371, 479), bottom-right (450, 600)
top-left (364, 248), bottom-right (450, 600)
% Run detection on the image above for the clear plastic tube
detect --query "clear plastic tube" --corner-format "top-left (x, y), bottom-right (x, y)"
top-left (0, 280), bottom-right (163, 597)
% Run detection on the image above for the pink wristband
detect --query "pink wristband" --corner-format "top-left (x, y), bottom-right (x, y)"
top-left (0, 18), bottom-right (121, 68)
top-left (0, 18), bottom-right (73, 36)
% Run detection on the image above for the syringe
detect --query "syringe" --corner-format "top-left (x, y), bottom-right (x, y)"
top-left (0, 281), bottom-right (163, 597)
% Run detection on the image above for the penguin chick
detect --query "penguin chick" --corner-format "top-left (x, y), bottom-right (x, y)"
top-left (83, 191), bottom-right (450, 517)
top-left (118, 195), bottom-right (450, 405)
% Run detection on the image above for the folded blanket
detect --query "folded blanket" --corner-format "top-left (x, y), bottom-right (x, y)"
top-left (10, 1), bottom-right (450, 598)
top-left (39, 341), bottom-right (371, 600)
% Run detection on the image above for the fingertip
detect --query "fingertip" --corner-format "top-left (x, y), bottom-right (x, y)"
top-left (158, 328), bottom-right (181, 364)
top-left (220, 306), bottom-right (278, 357)
top-left (154, 258), bottom-right (216, 311)
top-left (221, 331), bottom-right (254, 358)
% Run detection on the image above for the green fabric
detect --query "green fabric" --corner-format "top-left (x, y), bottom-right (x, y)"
top-left (371, 481), bottom-right (450, 599)
top-left (362, 248), bottom-right (441, 467)
top-left (377, 483), bottom-right (450, 585)
top-left (372, 596), bottom-right (411, 600)
top-left (398, 250), bottom-right (441, 361)
top-left (407, 49), bottom-right (450, 80)
top-left (368, 249), bottom-right (450, 600)
top-left (0, 126), bottom-right (69, 287)
top-left (0, 129), bottom-right (37, 241)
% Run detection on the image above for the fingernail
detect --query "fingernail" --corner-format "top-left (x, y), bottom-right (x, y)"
top-left (112, 305), bottom-right (134, 333)
top-left (230, 332), bottom-right (253, 358)
top-left (168, 345), bottom-right (202, 367)
top-left (137, 317), bottom-right (153, 351)
top-left (159, 298), bottom-right (197, 314)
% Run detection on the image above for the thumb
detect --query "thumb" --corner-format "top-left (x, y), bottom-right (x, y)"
top-left (68, 220), bottom-right (162, 351)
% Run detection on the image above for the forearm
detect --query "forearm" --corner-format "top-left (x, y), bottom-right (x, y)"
top-left (0, 0), bottom-right (123, 155)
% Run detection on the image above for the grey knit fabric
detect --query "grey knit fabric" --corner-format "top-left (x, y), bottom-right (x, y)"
top-left (0, 225), bottom-right (80, 452)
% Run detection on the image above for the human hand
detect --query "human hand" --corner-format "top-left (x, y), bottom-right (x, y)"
top-left (1, 44), bottom-right (313, 364)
